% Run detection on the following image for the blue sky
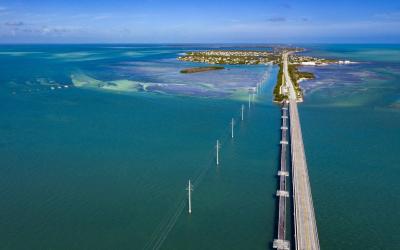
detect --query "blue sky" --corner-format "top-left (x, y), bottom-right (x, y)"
top-left (0, 0), bottom-right (400, 43)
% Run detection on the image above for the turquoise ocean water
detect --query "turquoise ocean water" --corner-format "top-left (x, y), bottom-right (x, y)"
top-left (0, 44), bottom-right (399, 249)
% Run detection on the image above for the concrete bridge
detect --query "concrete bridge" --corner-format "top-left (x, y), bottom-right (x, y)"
top-left (277, 53), bottom-right (320, 250)
top-left (273, 102), bottom-right (290, 250)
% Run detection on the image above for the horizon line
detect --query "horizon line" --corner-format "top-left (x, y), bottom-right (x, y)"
top-left (1, 42), bottom-right (400, 45)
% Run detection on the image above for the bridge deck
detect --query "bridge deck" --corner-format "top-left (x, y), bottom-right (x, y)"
top-left (273, 103), bottom-right (290, 250)
top-left (283, 52), bottom-right (319, 250)
top-left (289, 99), bottom-right (319, 250)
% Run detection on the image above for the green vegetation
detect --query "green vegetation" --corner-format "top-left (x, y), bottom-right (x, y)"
top-left (290, 55), bottom-right (338, 65)
top-left (288, 64), bottom-right (315, 100)
top-left (273, 63), bottom-right (288, 102)
top-left (178, 50), bottom-right (280, 65)
top-left (272, 63), bottom-right (315, 102)
top-left (180, 66), bottom-right (224, 74)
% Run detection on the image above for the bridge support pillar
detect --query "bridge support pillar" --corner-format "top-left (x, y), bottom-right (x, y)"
top-left (277, 171), bottom-right (289, 177)
top-left (273, 239), bottom-right (290, 250)
top-left (276, 190), bottom-right (289, 197)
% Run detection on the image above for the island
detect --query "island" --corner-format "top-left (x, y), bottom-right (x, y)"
top-left (180, 66), bottom-right (224, 74)
top-left (273, 63), bottom-right (286, 102)
top-left (178, 50), bottom-right (280, 65)
top-left (272, 51), bottom-right (321, 102)
top-left (177, 48), bottom-right (347, 102)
